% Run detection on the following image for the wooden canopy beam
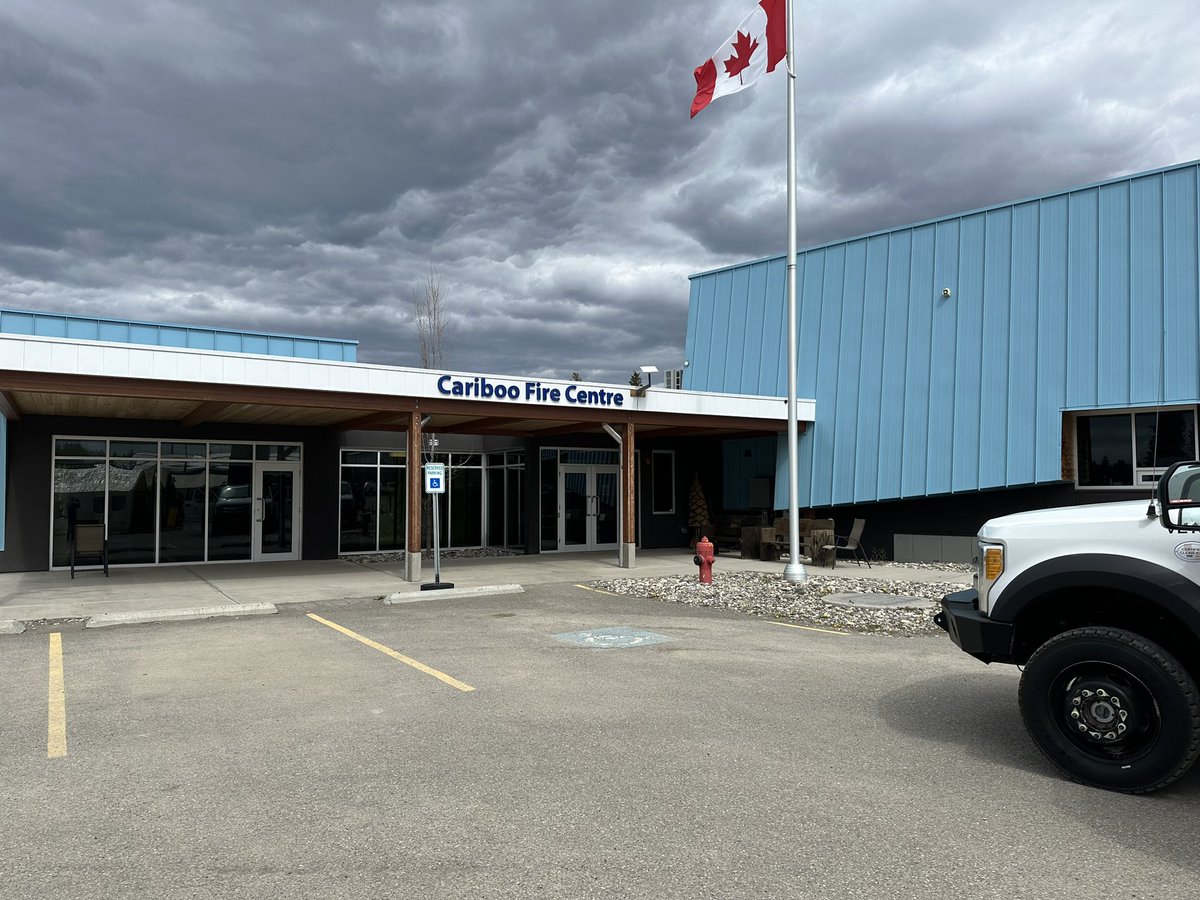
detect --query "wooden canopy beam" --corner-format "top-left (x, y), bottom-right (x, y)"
top-left (181, 400), bottom-right (231, 428)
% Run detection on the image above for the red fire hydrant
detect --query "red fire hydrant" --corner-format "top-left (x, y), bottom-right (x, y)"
top-left (694, 535), bottom-right (715, 584)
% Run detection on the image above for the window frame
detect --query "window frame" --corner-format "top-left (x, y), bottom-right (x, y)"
top-left (1074, 406), bottom-right (1198, 491)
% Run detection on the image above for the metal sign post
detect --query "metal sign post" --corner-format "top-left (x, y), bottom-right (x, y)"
top-left (421, 462), bottom-right (454, 591)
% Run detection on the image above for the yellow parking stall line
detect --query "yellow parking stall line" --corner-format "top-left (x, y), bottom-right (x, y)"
top-left (47, 633), bottom-right (68, 759)
top-left (575, 584), bottom-right (618, 596)
top-left (768, 620), bottom-right (851, 637)
top-left (305, 613), bottom-right (475, 693)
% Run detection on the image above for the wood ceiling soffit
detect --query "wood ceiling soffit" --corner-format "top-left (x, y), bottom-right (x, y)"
top-left (0, 390), bottom-right (21, 420)
top-left (338, 410), bottom-right (406, 431)
top-left (0, 371), bottom-right (420, 414)
top-left (181, 400), bottom-right (232, 427)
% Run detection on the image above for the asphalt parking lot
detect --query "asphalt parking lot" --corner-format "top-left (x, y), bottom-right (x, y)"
top-left (2, 582), bottom-right (1198, 899)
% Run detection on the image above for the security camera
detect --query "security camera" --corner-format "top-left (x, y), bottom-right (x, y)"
top-left (942, 288), bottom-right (952, 298)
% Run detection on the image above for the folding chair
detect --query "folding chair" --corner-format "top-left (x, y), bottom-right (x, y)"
top-left (70, 522), bottom-right (109, 578)
top-left (822, 518), bottom-right (871, 568)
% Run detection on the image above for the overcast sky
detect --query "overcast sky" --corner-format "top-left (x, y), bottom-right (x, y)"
top-left (2, 0), bottom-right (1197, 384)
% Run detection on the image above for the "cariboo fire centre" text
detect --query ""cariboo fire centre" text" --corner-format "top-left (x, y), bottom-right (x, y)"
top-left (437, 375), bottom-right (626, 407)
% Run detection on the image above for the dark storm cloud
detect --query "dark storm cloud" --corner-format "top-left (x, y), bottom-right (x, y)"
top-left (0, 0), bottom-right (1197, 383)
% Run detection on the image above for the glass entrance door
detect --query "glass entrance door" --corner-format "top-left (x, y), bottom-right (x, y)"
top-left (558, 465), bottom-right (620, 551)
top-left (253, 463), bottom-right (300, 561)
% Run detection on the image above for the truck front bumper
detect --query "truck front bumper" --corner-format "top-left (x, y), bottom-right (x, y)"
top-left (934, 589), bottom-right (1017, 664)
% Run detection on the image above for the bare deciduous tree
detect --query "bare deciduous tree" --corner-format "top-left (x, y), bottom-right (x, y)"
top-left (413, 265), bottom-right (453, 368)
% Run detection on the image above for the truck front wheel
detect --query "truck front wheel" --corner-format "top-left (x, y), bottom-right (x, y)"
top-left (1018, 626), bottom-right (1200, 793)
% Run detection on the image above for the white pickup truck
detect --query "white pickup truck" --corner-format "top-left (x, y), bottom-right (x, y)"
top-left (936, 461), bottom-right (1200, 793)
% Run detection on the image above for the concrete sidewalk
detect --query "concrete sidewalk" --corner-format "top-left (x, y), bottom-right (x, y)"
top-left (0, 550), bottom-right (972, 632)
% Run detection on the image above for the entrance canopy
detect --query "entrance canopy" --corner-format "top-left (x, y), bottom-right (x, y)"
top-left (0, 333), bottom-right (812, 439)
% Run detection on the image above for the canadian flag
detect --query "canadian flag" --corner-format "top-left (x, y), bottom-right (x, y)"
top-left (691, 0), bottom-right (786, 118)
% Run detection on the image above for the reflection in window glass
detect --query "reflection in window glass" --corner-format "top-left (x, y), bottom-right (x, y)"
top-left (55, 439), bottom-right (105, 458)
top-left (159, 461), bottom-right (206, 562)
top-left (208, 462), bottom-right (252, 561)
top-left (506, 467), bottom-right (524, 550)
top-left (381, 450), bottom-right (406, 466)
top-left (540, 452), bottom-right (557, 551)
top-left (110, 441), bottom-right (158, 459)
top-left (161, 443), bottom-right (206, 459)
top-left (1136, 410), bottom-right (1196, 468)
top-left (52, 460), bottom-right (107, 566)
top-left (342, 451), bottom-right (377, 465)
top-left (340, 467), bottom-right (376, 553)
top-left (107, 460), bottom-right (157, 564)
top-left (1077, 415), bottom-right (1133, 486)
top-left (487, 467), bottom-right (505, 546)
top-left (209, 444), bottom-right (254, 461)
top-left (378, 467), bottom-right (405, 551)
top-left (256, 444), bottom-right (301, 461)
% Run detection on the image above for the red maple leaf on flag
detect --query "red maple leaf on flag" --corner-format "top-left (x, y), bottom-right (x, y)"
top-left (723, 30), bottom-right (759, 79)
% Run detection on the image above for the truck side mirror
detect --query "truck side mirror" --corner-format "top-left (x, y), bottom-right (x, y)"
top-left (1158, 460), bottom-right (1200, 531)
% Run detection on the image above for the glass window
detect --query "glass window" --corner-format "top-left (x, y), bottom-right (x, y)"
top-left (378, 467), bottom-right (406, 551)
top-left (1077, 409), bottom-right (1198, 487)
top-left (559, 450), bottom-right (618, 466)
top-left (506, 467), bottom-right (524, 550)
top-left (540, 451), bottom-right (557, 551)
top-left (487, 467), bottom-right (505, 546)
top-left (52, 460), bottom-right (107, 566)
top-left (454, 454), bottom-right (482, 468)
top-left (159, 461), bottom-right (206, 563)
top-left (110, 440), bottom-right (158, 459)
top-left (381, 450), bottom-right (406, 466)
top-left (256, 444), bottom-right (301, 461)
top-left (209, 444), bottom-right (254, 461)
top-left (55, 439), bottom-right (105, 458)
top-left (107, 460), bottom-right (158, 564)
top-left (342, 450), bottom-right (377, 465)
top-left (340, 467), bottom-right (377, 553)
top-left (208, 462), bottom-right (252, 561)
top-left (1136, 410), bottom-right (1196, 469)
top-left (450, 467), bottom-right (482, 547)
top-left (652, 451), bottom-right (675, 514)
top-left (161, 442), bottom-right (205, 459)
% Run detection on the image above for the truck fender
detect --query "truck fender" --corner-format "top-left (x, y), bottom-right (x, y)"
top-left (991, 553), bottom-right (1200, 634)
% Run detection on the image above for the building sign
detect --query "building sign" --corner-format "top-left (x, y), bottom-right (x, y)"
top-left (436, 375), bottom-right (626, 408)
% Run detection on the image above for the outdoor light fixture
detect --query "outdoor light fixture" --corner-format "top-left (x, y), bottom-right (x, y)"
top-left (634, 365), bottom-right (659, 397)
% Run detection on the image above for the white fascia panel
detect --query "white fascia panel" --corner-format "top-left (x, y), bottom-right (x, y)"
top-left (0, 334), bottom-right (809, 425)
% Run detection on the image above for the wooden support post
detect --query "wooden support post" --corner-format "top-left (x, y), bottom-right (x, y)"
top-left (620, 422), bottom-right (635, 567)
top-left (405, 412), bottom-right (423, 581)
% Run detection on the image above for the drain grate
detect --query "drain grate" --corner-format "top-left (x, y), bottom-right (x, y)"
top-left (553, 626), bottom-right (673, 649)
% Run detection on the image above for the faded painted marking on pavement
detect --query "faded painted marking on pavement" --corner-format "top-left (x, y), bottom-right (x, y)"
top-left (575, 584), bottom-right (618, 596)
top-left (554, 626), bottom-right (673, 649)
top-left (47, 633), bottom-right (68, 758)
top-left (305, 613), bottom-right (475, 693)
top-left (768, 621), bottom-right (850, 637)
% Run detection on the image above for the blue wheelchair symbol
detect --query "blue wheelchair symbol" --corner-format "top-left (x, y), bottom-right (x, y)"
top-left (429, 477), bottom-right (441, 489)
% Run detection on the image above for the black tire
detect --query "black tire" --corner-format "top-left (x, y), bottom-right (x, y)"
top-left (1018, 626), bottom-right (1200, 793)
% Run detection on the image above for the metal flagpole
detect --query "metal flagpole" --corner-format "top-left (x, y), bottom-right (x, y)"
top-left (782, 0), bottom-right (807, 583)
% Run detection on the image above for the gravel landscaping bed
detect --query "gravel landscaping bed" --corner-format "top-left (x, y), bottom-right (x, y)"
top-left (588, 568), bottom-right (969, 636)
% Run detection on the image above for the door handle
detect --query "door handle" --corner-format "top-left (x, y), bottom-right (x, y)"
top-left (256, 497), bottom-right (265, 523)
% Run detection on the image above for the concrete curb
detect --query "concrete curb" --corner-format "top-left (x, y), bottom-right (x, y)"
top-left (0, 619), bottom-right (26, 635)
top-left (86, 602), bottom-right (278, 628)
top-left (384, 584), bottom-right (525, 604)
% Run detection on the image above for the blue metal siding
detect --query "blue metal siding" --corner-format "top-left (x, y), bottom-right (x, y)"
top-left (0, 308), bottom-right (358, 361)
top-left (979, 208), bottom-right (1012, 487)
top-left (876, 230), bottom-right (912, 500)
top-left (1164, 167), bottom-right (1199, 400)
top-left (1097, 182), bottom-right (1131, 406)
top-left (952, 214), bottom-right (984, 493)
top-left (901, 226), bottom-right (935, 499)
top-left (688, 160), bottom-right (1200, 506)
top-left (854, 235), bottom-right (889, 501)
